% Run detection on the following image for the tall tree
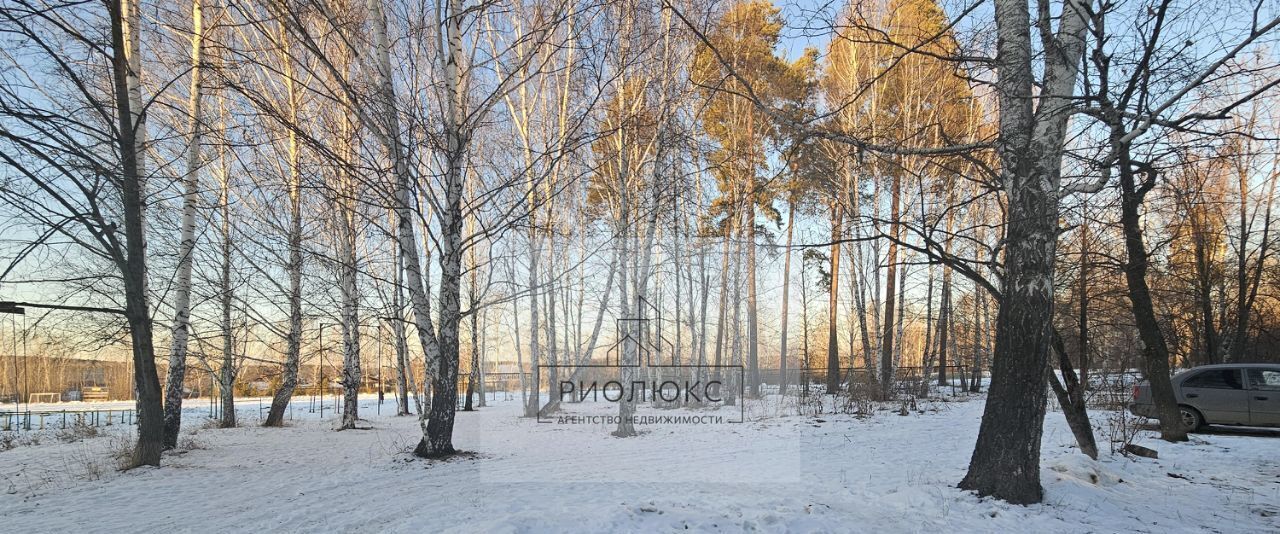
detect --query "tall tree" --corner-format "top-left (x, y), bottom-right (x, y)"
top-left (1070, 0), bottom-right (1279, 442)
top-left (693, 1), bottom-right (810, 397)
top-left (956, 0), bottom-right (1089, 504)
top-left (164, 0), bottom-right (207, 447)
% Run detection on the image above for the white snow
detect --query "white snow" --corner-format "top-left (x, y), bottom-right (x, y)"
top-left (0, 393), bottom-right (1277, 532)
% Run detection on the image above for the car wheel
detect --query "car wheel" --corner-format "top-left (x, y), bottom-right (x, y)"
top-left (1179, 406), bottom-right (1203, 431)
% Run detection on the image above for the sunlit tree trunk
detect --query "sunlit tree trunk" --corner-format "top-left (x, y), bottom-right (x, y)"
top-left (745, 177), bottom-right (760, 398)
top-left (825, 201), bottom-right (842, 394)
top-left (164, 0), bottom-right (205, 447)
top-left (414, 0), bottom-right (467, 456)
top-left (879, 171), bottom-right (900, 397)
top-left (216, 145), bottom-right (236, 429)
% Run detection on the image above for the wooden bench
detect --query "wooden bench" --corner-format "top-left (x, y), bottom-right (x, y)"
top-left (81, 388), bottom-right (110, 402)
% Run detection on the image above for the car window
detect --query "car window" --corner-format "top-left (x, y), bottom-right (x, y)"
top-left (1183, 369), bottom-right (1244, 389)
top-left (1248, 370), bottom-right (1280, 391)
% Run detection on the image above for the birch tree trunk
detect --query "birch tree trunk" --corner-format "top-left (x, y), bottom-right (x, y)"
top-left (363, 0), bottom-right (441, 443)
top-left (613, 178), bottom-right (634, 437)
top-left (121, 0), bottom-right (146, 237)
top-left (525, 211), bottom-right (542, 417)
top-left (264, 26), bottom-right (304, 426)
top-left (959, 0), bottom-right (1088, 505)
top-left (414, 0), bottom-right (468, 456)
top-left (338, 202), bottom-right (361, 430)
top-left (163, 0), bottom-right (205, 447)
top-left (392, 229), bottom-right (411, 416)
top-left (545, 233), bottom-right (560, 412)
top-left (849, 172), bottom-right (874, 372)
top-left (217, 152), bottom-right (236, 429)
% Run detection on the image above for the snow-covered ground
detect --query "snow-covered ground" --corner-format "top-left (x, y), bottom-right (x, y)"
top-left (0, 392), bottom-right (1277, 533)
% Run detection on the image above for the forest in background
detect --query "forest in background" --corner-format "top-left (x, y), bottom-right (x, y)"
top-left (0, 0), bottom-right (1277, 504)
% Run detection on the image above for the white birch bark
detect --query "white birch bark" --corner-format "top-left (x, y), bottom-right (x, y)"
top-left (216, 144), bottom-right (235, 429)
top-left (163, 0), bottom-right (204, 447)
top-left (264, 22), bottom-right (304, 427)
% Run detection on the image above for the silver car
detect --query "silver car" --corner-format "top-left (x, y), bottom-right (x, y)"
top-left (1129, 364), bottom-right (1280, 430)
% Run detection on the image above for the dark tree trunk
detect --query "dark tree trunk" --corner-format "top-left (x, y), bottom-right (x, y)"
top-left (711, 227), bottom-right (730, 398)
top-left (1118, 156), bottom-right (1188, 442)
top-left (826, 202), bottom-right (843, 394)
top-left (1078, 215), bottom-right (1092, 384)
top-left (1049, 331), bottom-right (1099, 459)
top-left (879, 175), bottom-right (900, 398)
top-left (1228, 180), bottom-right (1272, 362)
top-left (109, 1), bottom-right (164, 467)
top-left (968, 291), bottom-right (985, 393)
top-left (414, 151), bottom-right (465, 457)
top-left (415, 362), bottom-right (459, 457)
top-left (937, 266), bottom-right (950, 387)
top-left (958, 173), bottom-right (1056, 504)
top-left (464, 295), bottom-right (478, 412)
top-left (1192, 229), bottom-right (1219, 365)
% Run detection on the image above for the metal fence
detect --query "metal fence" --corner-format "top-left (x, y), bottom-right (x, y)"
top-left (0, 408), bottom-right (136, 431)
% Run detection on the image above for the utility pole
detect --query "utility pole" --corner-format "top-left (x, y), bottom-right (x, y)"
top-left (377, 322), bottom-right (383, 414)
top-left (319, 322), bottom-right (326, 418)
